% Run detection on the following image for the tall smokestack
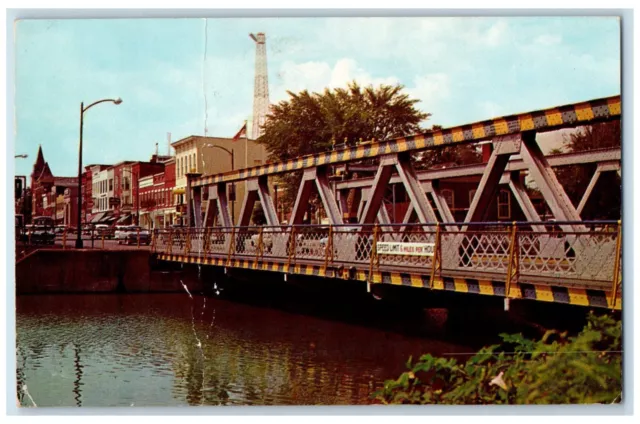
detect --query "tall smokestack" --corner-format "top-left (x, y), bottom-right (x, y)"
top-left (167, 132), bottom-right (171, 156)
top-left (249, 32), bottom-right (270, 140)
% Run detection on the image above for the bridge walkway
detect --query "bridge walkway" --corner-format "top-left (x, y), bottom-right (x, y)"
top-left (153, 221), bottom-right (622, 310)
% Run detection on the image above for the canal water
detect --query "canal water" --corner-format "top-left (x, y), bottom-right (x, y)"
top-left (15, 292), bottom-right (477, 407)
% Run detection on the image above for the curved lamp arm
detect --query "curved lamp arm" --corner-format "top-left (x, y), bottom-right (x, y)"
top-left (83, 97), bottom-right (123, 113)
top-left (203, 143), bottom-right (233, 156)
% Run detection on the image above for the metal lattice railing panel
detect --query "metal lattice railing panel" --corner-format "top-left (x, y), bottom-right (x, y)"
top-left (449, 231), bottom-right (512, 274)
top-left (151, 221), bottom-right (621, 288)
top-left (518, 231), bottom-right (617, 282)
top-left (294, 229), bottom-right (329, 260)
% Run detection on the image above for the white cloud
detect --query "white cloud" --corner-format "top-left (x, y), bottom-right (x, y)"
top-left (270, 58), bottom-right (400, 105)
top-left (406, 73), bottom-right (452, 123)
top-left (329, 58), bottom-right (399, 88)
top-left (273, 60), bottom-right (333, 99)
top-left (269, 59), bottom-right (457, 128)
top-left (534, 34), bottom-right (562, 45)
top-left (481, 20), bottom-right (509, 47)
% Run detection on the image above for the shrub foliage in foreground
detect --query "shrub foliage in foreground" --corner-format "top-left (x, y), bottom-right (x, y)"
top-left (372, 313), bottom-right (622, 404)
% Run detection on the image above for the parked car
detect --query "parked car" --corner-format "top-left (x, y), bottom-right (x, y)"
top-left (249, 229), bottom-right (275, 251)
top-left (114, 225), bottom-right (133, 242)
top-left (124, 228), bottom-right (151, 245)
top-left (95, 224), bottom-right (114, 239)
top-left (82, 224), bottom-right (94, 235)
top-left (22, 216), bottom-right (56, 245)
top-left (53, 225), bottom-right (76, 236)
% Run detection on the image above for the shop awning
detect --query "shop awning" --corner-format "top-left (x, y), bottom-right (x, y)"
top-left (91, 212), bottom-right (106, 223)
top-left (103, 215), bottom-right (117, 223)
top-left (116, 214), bottom-right (131, 224)
top-left (173, 187), bottom-right (186, 195)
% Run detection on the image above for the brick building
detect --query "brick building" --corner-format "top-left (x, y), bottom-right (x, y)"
top-left (130, 158), bottom-right (166, 226)
top-left (172, 135), bottom-right (267, 224)
top-left (111, 161), bottom-right (135, 225)
top-left (83, 157), bottom-right (166, 226)
top-left (30, 146), bottom-right (55, 218)
top-left (63, 185), bottom-right (79, 227)
top-left (138, 156), bottom-right (176, 229)
top-left (162, 158), bottom-right (177, 227)
top-left (86, 164), bottom-right (112, 224)
top-left (28, 146), bottom-right (78, 225)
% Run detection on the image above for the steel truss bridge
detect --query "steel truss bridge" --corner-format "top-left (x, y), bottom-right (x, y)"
top-left (153, 95), bottom-right (622, 310)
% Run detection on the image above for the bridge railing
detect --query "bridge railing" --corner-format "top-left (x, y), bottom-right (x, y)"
top-left (152, 221), bottom-right (621, 288)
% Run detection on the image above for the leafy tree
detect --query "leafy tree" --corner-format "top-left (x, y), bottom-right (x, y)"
top-left (372, 312), bottom-right (621, 405)
top-left (260, 82), bottom-right (428, 161)
top-left (259, 83), bottom-right (482, 217)
top-left (553, 121), bottom-right (621, 219)
top-left (259, 82), bottom-right (429, 215)
top-left (564, 120), bottom-right (621, 152)
top-left (413, 125), bottom-right (482, 170)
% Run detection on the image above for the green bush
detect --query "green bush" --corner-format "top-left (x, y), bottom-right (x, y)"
top-left (372, 312), bottom-right (622, 405)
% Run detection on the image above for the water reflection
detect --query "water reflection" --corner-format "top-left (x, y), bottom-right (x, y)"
top-left (16, 294), bottom-right (472, 407)
top-left (73, 345), bottom-right (82, 407)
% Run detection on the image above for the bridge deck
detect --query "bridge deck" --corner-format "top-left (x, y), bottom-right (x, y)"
top-left (153, 222), bottom-right (621, 310)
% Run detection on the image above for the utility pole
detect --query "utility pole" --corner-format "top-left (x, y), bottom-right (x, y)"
top-left (136, 170), bottom-right (140, 226)
top-left (249, 32), bottom-right (269, 140)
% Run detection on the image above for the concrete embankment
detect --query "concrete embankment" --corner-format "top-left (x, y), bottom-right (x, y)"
top-left (15, 249), bottom-right (203, 295)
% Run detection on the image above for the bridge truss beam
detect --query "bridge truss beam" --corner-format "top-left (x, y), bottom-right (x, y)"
top-left (185, 96), bottom-right (620, 231)
top-left (191, 96), bottom-right (620, 188)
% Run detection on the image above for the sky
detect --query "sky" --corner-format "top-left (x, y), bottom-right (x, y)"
top-left (13, 17), bottom-right (621, 181)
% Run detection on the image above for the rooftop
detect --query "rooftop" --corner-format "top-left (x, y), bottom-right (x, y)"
top-left (171, 135), bottom-right (235, 148)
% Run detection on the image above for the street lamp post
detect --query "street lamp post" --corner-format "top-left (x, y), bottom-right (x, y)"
top-left (75, 97), bottom-right (122, 248)
top-left (203, 144), bottom-right (235, 220)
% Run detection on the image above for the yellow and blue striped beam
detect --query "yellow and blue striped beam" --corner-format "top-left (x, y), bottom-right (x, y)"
top-left (192, 95), bottom-right (621, 187)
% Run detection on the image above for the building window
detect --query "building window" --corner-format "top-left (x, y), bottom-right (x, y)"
top-left (109, 179), bottom-right (113, 191)
top-left (498, 189), bottom-right (511, 219)
top-left (441, 189), bottom-right (454, 211)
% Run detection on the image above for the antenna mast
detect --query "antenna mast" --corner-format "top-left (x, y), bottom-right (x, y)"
top-left (249, 32), bottom-right (270, 140)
